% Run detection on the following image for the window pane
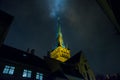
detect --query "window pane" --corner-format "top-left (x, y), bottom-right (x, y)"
top-left (24, 70), bottom-right (27, 72)
top-left (40, 73), bottom-right (43, 80)
top-left (5, 65), bottom-right (10, 68)
top-left (36, 72), bottom-right (39, 75)
top-left (23, 70), bottom-right (27, 77)
top-left (10, 66), bottom-right (15, 70)
top-left (28, 71), bottom-right (32, 78)
top-left (36, 74), bottom-right (39, 79)
top-left (9, 69), bottom-right (14, 75)
top-left (40, 73), bottom-right (43, 76)
top-left (3, 68), bottom-right (9, 74)
top-left (28, 70), bottom-right (31, 73)
top-left (23, 72), bottom-right (27, 77)
top-left (9, 66), bottom-right (15, 75)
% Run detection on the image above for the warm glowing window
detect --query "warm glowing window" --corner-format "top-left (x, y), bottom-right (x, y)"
top-left (36, 72), bottom-right (43, 80)
top-left (3, 65), bottom-right (15, 75)
top-left (22, 69), bottom-right (32, 78)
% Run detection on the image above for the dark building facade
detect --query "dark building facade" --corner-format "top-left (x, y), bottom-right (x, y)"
top-left (0, 10), bottom-right (13, 46)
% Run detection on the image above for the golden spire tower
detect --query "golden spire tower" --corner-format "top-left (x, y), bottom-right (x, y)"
top-left (50, 17), bottom-right (71, 62)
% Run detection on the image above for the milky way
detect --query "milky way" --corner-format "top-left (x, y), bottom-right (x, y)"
top-left (48, 0), bottom-right (66, 18)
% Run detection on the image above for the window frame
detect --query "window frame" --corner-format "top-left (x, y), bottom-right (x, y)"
top-left (3, 65), bottom-right (15, 75)
top-left (22, 69), bottom-right (32, 78)
top-left (36, 72), bottom-right (43, 80)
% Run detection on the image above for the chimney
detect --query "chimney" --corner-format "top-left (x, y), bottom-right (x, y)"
top-left (27, 48), bottom-right (30, 53)
top-left (31, 49), bottom-right (35, 55)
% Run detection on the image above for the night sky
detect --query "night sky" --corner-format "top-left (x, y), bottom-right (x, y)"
top-left (0, 0), bottom-right (120, 75)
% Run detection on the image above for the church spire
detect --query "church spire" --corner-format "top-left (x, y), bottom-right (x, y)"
top-left (50, 17), bottom-right (71, 62)
top-left (57, 17), bottom-right (65, 48)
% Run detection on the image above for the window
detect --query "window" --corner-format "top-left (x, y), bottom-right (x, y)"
top-left (22, 69), bottom-right (32, 78)
top-left (36, 72), bottom-right (43, 80)
top-left (3, 65), bottom-right (15, 75)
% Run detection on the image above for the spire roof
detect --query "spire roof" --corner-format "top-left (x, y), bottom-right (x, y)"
top-left (56, 17), bottom-right (65, 48)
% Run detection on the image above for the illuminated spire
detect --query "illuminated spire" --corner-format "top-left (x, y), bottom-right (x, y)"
top-left (50, 17), bottom-right (71, 62)
top-left (57, 17), bottom-right (65, 48)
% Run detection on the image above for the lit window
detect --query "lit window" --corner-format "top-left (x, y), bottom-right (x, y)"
top-left (36, 72), bottom-right (43, 80)
top-left (22, 69), bottom-right (32, 78)
top-left (3, 65), bottom-right (15, 75)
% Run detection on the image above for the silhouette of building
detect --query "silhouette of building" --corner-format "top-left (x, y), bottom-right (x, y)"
top-left (0, 17), bottom-right (96, 80)
top-left (96, 0), bottom-right (120, 33)
top-left (0, 10), bottom-right (13, 46)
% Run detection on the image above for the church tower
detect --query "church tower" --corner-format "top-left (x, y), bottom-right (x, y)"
top-left (50, 17), bottom-right (71, 62)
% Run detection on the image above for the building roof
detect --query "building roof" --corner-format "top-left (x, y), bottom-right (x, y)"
top-left (61, 63), bottom-right (84, 78)
top-left (65, 51), bottom-right (82, 64)
top-left (0, 44), bottom-right (49, 71)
